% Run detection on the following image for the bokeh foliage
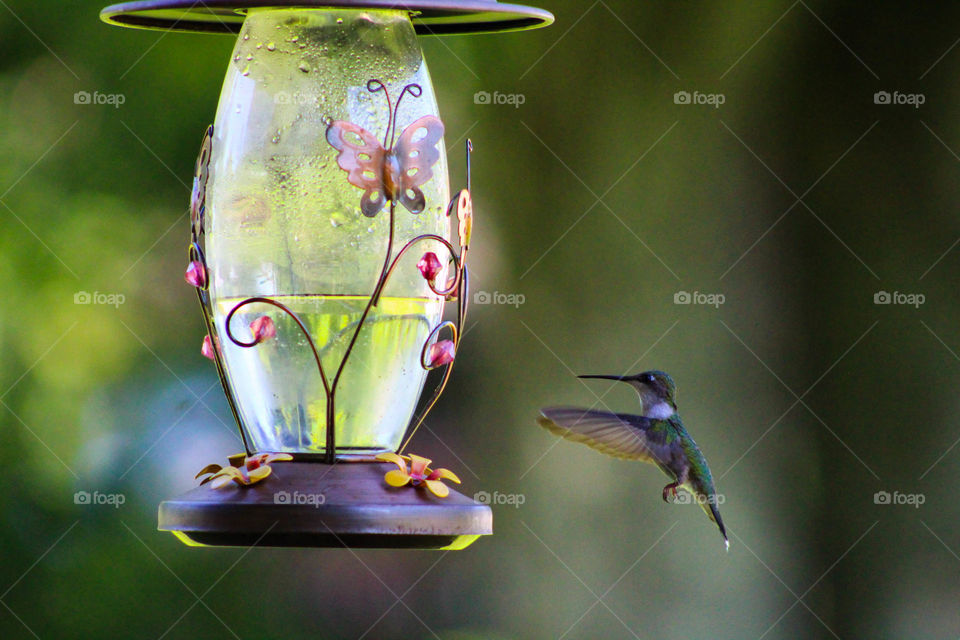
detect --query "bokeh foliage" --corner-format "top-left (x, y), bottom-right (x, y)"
top-left (2, 2), bottom-right (960, 638)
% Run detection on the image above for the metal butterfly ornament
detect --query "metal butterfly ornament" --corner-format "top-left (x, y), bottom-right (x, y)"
top-left (190, 125), bottom-right (213, 238)
top-left (326, 80), bottom-right (444, 217)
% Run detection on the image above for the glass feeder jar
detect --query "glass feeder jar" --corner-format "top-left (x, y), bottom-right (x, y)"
top-left (205, 8), bottom-right (450, 458)
top-left (103, 0), bottom-right (551, 550)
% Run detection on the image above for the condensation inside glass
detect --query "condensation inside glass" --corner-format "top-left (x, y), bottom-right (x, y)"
top-left (206, 9), bottom-right (451, 455)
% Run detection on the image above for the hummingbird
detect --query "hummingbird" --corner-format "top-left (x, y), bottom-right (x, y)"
top-left (537, 370), bottom-right (728, 550)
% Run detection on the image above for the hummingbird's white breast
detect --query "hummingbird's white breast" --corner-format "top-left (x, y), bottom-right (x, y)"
top-left (642, 401), bottom-right (675, 420)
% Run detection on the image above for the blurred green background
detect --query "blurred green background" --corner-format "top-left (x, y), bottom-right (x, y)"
top-left (2, 1), bottom-right (960, 638)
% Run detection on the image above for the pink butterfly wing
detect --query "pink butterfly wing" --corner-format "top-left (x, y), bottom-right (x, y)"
top-left (326, 121), bottom-right (388, 217)
top-left (392, 115), bottom-right (445, 214)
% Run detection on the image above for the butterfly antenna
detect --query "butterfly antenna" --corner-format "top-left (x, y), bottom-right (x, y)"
top-left (390, 83), bottom-right (424, 147)
top-left (366, 79), bottom-right (393, 148)
top-left (466, 139), bottom-right (473, 192)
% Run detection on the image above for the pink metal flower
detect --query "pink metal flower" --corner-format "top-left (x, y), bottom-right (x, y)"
top-left (184, 260), bottom-right (206, 288)
top-left (375, 452), bottom-right (461, 498)
top-left (427, 340), bottom-right (456, 368)
top-left (201, 334), bottom-right (216, 360)
top-left (250, 316), bottom-right (276, 344)
top-left (196, 452), bottom-right (294, 489)
top-left (417, 251), bottom-right (443, 284)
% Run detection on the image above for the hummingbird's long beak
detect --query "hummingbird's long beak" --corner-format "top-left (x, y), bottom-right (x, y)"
top-left (578, 374), bottom-right (627, 381)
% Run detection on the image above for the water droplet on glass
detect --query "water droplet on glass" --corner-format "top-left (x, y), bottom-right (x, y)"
top-left (246, 54), bottom-right (253, 61)
top-left (242, 65), bottom-right (251, 76)
top-left (267, 42), bottom-right (276, 51)
top-left (336, 18), bottom-right (343, 24)
top-left (243, 33), bottom-right (250, 40)
top-left (298, 61), bottom-right (311, 73)
top-left (330, 210), bottom-right (348, 228)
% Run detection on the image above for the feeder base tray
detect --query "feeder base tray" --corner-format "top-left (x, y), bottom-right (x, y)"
top-left (159, 461), bottom-right (492, 549)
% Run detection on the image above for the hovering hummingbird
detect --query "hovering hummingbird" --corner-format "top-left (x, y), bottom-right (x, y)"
top-left (538, 370), bottom-right (728, 550)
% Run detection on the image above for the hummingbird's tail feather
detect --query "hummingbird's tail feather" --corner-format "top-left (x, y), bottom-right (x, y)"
top-left (703, 500), bottom-right (729, 551)
top-left (537, 407), bottom-right (669, 465)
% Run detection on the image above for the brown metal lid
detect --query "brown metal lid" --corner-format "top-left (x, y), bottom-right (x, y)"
top-left (101, 0), bottom-right (554, 35)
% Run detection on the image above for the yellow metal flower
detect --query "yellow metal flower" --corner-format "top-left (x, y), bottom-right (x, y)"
top-left (196, 452), bottom-right (293, 489)
top-left (375, 452), bottom-right (461, 498)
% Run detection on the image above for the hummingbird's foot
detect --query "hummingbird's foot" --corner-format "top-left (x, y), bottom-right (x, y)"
top-left (662, 482), bottom-right (679, 502)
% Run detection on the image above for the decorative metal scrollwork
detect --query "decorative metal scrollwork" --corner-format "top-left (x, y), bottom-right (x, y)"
top-left (187, 125), bottom-right (253, 456)
top-left (188, 81), bottom-right (473, 463)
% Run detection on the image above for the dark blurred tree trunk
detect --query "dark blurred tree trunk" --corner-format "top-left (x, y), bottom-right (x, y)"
top-left (789, 3), bottom-right (960, 636)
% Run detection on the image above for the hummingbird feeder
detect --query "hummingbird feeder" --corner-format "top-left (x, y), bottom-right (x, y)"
top-left (101, 1), bottom-right (552, 548)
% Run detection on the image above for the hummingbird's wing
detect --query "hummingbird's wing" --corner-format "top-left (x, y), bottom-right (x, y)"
top-left (537, 407), bottom-right (674, 467)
